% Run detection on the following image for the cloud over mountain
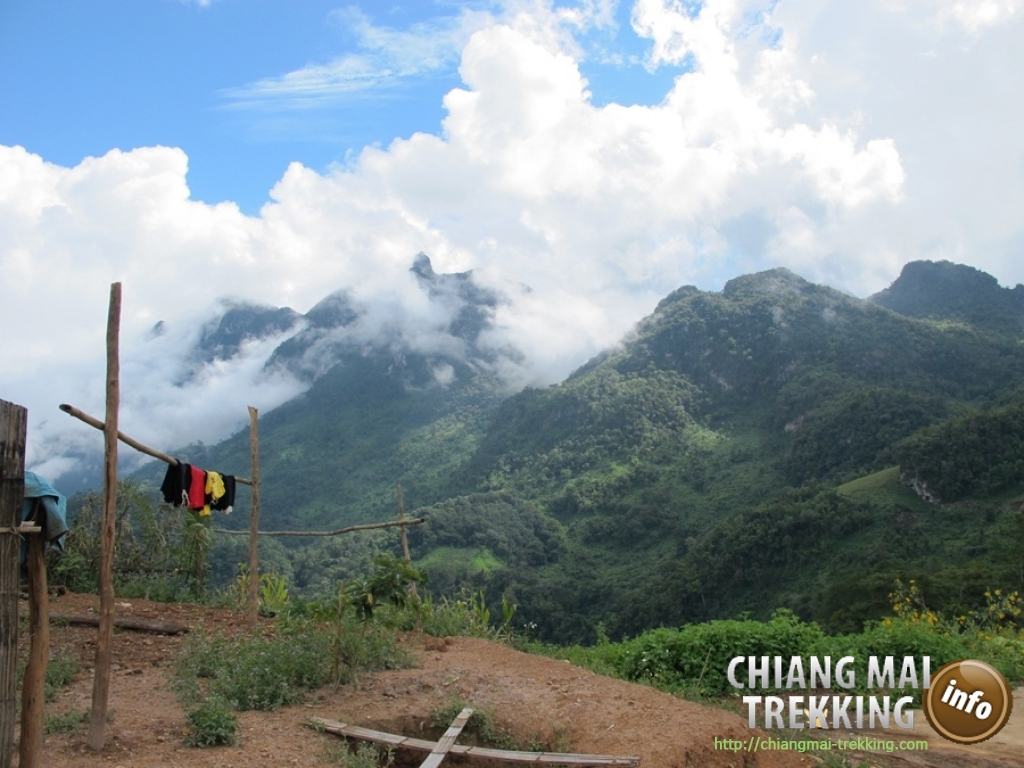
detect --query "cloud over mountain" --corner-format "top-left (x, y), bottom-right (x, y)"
top-left (2, 0), bottom-right (1023, 486)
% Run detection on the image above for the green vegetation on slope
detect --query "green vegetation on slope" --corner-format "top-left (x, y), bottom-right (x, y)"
top-left (109, 261), bottom-right (1024, 645)
top-left (895, 392), bottom-right (1024, 502)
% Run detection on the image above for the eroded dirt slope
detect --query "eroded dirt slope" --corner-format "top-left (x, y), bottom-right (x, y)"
top-left (13, 592), bottom-right (1023, 768)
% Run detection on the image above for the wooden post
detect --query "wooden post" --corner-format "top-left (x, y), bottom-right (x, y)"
top-left (0, 399), bottom-right (27, 768)
top-left (87, 282), bottom-right (121, 750)
top-left (19, 507), bottom-right (48, 768)
top-left (247, 406), bottom-right (260, 624)
top-left (396, 484), bottom-right (416, 598)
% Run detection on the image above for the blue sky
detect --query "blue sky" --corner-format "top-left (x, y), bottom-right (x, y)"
top-left (1, 1), bottom-right (677, 214)
top-left (2, 1), bottom-right (453, 213)
top-left (2, 0), bottom-right (1023, 483)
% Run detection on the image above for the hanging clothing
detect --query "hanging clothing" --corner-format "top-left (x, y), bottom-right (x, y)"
top-left (212, 474), bottom-right (236, 514)
top-left (160, 461), bottom-right (190, 507)
top-left (188, 466), bottom-right (207, 511)
top-left (22, 471), bottom-right (69, 552)
top-left (161, 460), bottom-right (236, 514)
top-left (203, 471), bottom-right (226, 517)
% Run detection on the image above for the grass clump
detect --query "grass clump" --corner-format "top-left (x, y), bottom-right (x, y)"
top-left (45, 654), bottom-right (80, 702)
top-left (175, 626), bottom-right (330, 711)
top-left (414, 590), bottom-right (519, 644)
top-left (327, 741), bottom-right (395, 768)
top-left (44, 709), bottom-right (88, 735)
top-left (429, 697), bottom-right (563, 753)
top-left (173, 561), bottom-right (418, 747)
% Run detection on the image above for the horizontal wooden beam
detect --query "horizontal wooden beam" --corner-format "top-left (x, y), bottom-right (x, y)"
top-left (213, 517), bottom-right (424, 537)
top-left (59, 403), bottom-right (252, 486)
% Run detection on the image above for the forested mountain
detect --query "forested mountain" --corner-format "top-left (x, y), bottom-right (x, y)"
top-left (870, 259), bottom-right (1024, 336)
top-left (132, 259), bottom-right (1024, 644)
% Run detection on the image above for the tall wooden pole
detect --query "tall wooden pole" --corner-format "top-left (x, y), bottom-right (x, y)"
top-left (247, 406), bottom-right (260, 624)
top-left (87, 282), bottom-right (121, 750)
top-left (0, 399), bottom-right (27, 768)
top-left (19, 508), bottom-right (48, 768)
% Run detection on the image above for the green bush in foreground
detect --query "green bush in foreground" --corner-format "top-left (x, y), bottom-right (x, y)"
top-left (175, 626), bottom-right (331, 711)
top-left (610, 609), bottom-right (824, 696)
top-left (531, 581), bottom-right (1024, 707)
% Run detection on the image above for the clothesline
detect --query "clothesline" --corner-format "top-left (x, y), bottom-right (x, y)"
top-left (59, 404), bottom-right (253, 486)
top-left (213, 517), bottom-right (425, 537)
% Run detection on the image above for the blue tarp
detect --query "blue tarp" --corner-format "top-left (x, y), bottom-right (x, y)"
top-left (22, 470), bottom-right (69, 552)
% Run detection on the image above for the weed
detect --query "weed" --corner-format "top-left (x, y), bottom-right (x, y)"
top-left (223, 566), bottom-right (291, 616)
top-left (174, 609), bottom-right (412, 714)
top-left (327, 741), bottom-right (394, 768)
top-left (325, 741), bottom-right (393, 765)
top-left (259, 571), bottom-right (290, 616)
top-left (45, 654), bottom-right (80, 702)
top-left (44, 709), bottom-right (88, 735)
top-left (417, 589), bottom-right (519, 642)
top-left (429, 698), bottom-right (524, 751)
top-left (184, 696), bottom-right (238, 747)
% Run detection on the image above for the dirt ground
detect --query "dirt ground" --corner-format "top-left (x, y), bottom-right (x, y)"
top-left (11, 592), bottom-right (1024, 768)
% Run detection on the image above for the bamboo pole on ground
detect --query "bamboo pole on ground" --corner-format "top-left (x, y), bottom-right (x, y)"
top-left (87, 282), bottom-right (121, 750)
top-left (19, 506), bottom-right (48, 768)
top-left (0, 399), bottom-right (27, 768)
top-left (247, 406), bottom-right (260, 624)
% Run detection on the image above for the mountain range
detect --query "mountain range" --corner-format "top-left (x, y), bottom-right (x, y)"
top-left (122, 257), bottom-right (1024, 643)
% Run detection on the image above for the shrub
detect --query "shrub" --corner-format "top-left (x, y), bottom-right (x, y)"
top-left (185, 696), bottom-right (238, 747)
top-left (611, 609), bottom-right (824, 696)
top-left (174, 626), bottom-right (328, 711)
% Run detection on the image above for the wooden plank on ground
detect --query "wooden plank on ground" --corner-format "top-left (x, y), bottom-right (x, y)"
top-left (419, 706), bottom-right (473, 768)
top-left (308, 717), bottom-right (641, 767)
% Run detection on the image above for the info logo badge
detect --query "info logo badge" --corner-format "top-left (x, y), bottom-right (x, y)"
top-left (923, 659), bottom-right (1013, 745)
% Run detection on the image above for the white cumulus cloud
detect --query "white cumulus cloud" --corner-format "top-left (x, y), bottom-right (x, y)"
top-left (3, 0), bottom-right (1024, 488)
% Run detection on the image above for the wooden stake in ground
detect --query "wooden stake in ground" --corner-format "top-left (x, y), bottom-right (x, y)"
top-left (247, 405), bottom-right (260, 624)
top-left (0, 399), bottom-right (27, 768)
top-left (87, 282), bottom-right (121, 750)
top-left (396, 484), bottom-right (417, 598)
top-left (19, 503), bottom-right (48, 768)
